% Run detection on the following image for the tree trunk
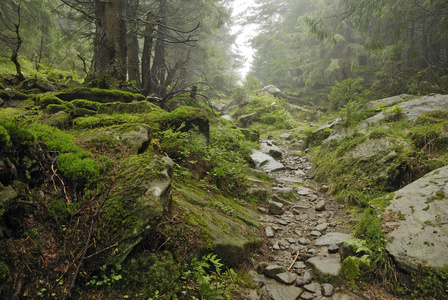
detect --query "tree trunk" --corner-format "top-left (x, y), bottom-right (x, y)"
top-left (151, 0), bottom-right (168, 96)
top-left (127, 0), bottom-right (140, 85)
top-left (91, 0), bottom-right (127, 82)
top-left (142, 12), bottom-right (155, 96)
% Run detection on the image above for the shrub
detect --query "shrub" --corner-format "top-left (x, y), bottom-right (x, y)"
top-left (328, 77), bottom-right (369, 110)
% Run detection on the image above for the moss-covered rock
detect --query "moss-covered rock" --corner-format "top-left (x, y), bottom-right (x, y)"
top-left (36, 94), bottom-right (65, 109)
top-left (38, 111), bottom-right (71, 129)
top-left (97, 101), bottom-right (159, 114)
top-left (57, 88), bottom-right (145, 103)
top-left (101, 152), bottom-right (174, 264)
top-left (70, 99), bottom-right (101, 111)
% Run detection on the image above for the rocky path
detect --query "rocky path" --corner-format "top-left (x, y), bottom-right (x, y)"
top-left (246, 136), bottom-right (365, 300)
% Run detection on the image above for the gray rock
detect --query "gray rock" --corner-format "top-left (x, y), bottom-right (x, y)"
top-left (264, 264), bottom-right (287, 278)
top-left (303, 282), bottom-right (320, 293)
top-left (271, 194), bottom-right (292, 205)
top-left (296, 271), bottom-right (313, 287)
top-left (251, 150), bottom-right (285, 172)
top-left (365, 94), bottom-right (414, 109)
top-left (310, 230), bottom-right (322, 237)
top-left (299, 237), bottom-right (310, 245)
top-left (328, 244), bottom-right (340, 254)
top-left (300, 292), bottom-right (314, 300)
top-left (266, 227), bottom-right (275, 238)
top-left (258, 207), bottom-right (268, 214)
top-left (272, 187), bottom-right (294, 198)
top-left (275, 272), bottom-right (298, 285)
top-left (379, 166), bottom-right (448, 272)
top-left (277, 176), bottom-right (304, 185)
top-left (307, 257), bottom-right (342, 280)
top-left (105, 124), bottom-right (151, 154)
top-left (313, 232), bottom-right (353, 246)
top-left (269, 149), bottom-right (283, 159)
top-left (269, 201), bottom-right (284, 215)
top-left (315, 223), bottom-right (328, 232)
top-left (266, 284), bottom-right (303, 300)
top-left (294, 261), bottom-right (306, 269)
top-left (315, 200), bottom-right (326, 211)
top-left (321, 283), bottom-right (335, 297)
top-left (297, 187), bottom-right (312, 196)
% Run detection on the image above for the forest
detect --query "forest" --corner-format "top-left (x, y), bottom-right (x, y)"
top-left (0, 0), bottom-right (448, 299)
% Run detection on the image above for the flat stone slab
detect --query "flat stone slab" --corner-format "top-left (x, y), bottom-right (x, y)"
top-left (251, 150), bottom-right (285, 172)
top-left (313, 232), bottom-right (352, 246)
top-left (266, 284), bottom-right (303, 300)
top-left (380, 166), bottom-right (448, 272)
top-left (307, 257), bottom-right (342, 280)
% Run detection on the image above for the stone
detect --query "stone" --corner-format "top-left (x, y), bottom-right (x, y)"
top-left (264, 264), bottom-right (287, 278)
top-left (313, 232), bottom-right (352, 246)
top-left (307, 257), bottom-right (342, 281)
top-left (258, 207), bottom-right (268, 214)
top-left (272, 187), bottom-right (294, 198)
top-left (275, 272), bottom-right (298, 285)
top-left (39, 111), bottom-right (70, 129)
top-left (315, 223), bottom-right (328, 232)
top-left (321, 283), bottom-right (335, 297)
top-left (277, 219), bottom-right (288, 226)
top-left (294, 261), bottom-right (306, 269)
top-left (315, 200), bottom-right (326, 211)
top-left (277, 176), bottom-right (303, 185)
top-left (328, 244), bottom-right (340, 254)
top-left (299, 237), bottom-right (310, 245)
top-left (107, 124), bottom-right (152, 154)
top-left (250, 150), bottom-right (285, 172)
top-left (297, 187), bottom-right (312, 196)
top-left (295, 271), bottom-right (313, 287)
top-left (269, 149), bottom-right (283, 159)
top-left (271, 194), bottom-right (292, 205)
top-left (273, 241), bottom-right (280, 250)
top-left (300, 292), bottom-right (314, 300)
top-left (310, 230), bottom-right (322, 237)
top-left (266, 227), bottom-right (275, 238)
top-left (303, 282), bottom-right (320, 293)
top-left (378, 166), bottom-right (448, 272)
top-left (266, 284), bottom-right (303, 300)
top-left (269, 201), bottom-right (284, 215)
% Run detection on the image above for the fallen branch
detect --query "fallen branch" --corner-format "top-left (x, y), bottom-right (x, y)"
top-left (288, 251), bottom-right (300, 271)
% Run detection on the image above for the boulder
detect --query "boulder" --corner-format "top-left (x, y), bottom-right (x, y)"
top-left (376, 166), bottom-right (448, 272)
top-left (250, 150), bottom-right (285, 172)
top-left (38, 111), bottom-right (71, 129)
top-left (104, 153), bottom-right (174, 264)
top-left (313, 232), bottom-right (352, 246)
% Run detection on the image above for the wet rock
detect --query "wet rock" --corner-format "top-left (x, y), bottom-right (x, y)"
top-left (315, 200), bottom-right (326, 211)
top-left (264, 264), bottom-right (287, 278)
top-left (266, 284), bottom-right (303, 300)
top-left (321, 283), bottom-right (335, 297)
top-left (275, 272), bottom-right (298, 285)
top-left (269, 201), bottom-right (284, 215)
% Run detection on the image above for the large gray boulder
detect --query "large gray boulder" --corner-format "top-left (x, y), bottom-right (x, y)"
top-left (376, 166), bottom-right (448, 273)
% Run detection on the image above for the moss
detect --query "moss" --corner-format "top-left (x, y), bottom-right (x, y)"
top-left (370, 193), bottom-right (395, 211)
top-left (30, 123), bottom-right (85, 154)
top-left (0, 121), bottom-right (37, 148)
top-left (98, 101), bottom-right (159, 114)
top-left (36, 94), bottom-right (64, 109)
top-left (0, 125), bottom-right (11, 148)
top-left (45, 103), bottom-right (72, 114)
top-left (415, 110), bottom-right (448, 125)
top-left (71, 99), bottom-right (101, 111)
top-left (435, 190), bottom-right (445, 199)
top-left (57, 87), bottom-right (145, 103)
top-left (57, 153), bottom-right (100, 185)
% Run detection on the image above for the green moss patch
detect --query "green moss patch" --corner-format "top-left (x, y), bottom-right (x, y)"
top-left (57, 87), bottom-right (145, 103)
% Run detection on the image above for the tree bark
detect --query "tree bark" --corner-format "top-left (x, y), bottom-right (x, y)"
top-left (151, 0), bottom-right (168, 96)
top-left (127, 0), bottom-right (140, 85)
top-left (142, 12), bottom-right (155, 96)
top-left (91, 0), bottom-right (127, 82)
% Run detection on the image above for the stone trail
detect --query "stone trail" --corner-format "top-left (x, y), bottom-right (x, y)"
top-left (245, 137), bottom-right (364, 300)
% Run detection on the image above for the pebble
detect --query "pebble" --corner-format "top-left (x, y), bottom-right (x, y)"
top-left (266, 227), bottom-right (275, 238)
top-left (299, 237), bottom-right (310, 245)
top-left (310, 230), bottom-right (322, 237)
top-left (322, 283), bottom-right (335, 297)
top-left (315, 200), bottom-right (326, 211)
top-left (328, 244), bottom-right (339, 253)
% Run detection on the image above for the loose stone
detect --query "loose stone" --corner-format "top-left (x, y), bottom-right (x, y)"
top-left (275, 272), bottom-right (298, 285)
top-left (299, 237), bottom-right (310, 245)
top-left (315, 200), bottom-right (326, 211)
top-left (310, 230), bottom-right (322, 237)
top-left (315, 223), bottom-right (328, 232)
top-left (321, 283), bottom-right (335, 297)
top-left (303, 282), bottom-right (321, 293)
top-left (300, 292), bottom-right (314, 300)
top-left (269, 201), bottom-right (284, 215)
top-left (328, 244), bottom-right (339, 254)
top-left (264, 264), bottom-right (287, 278)
top-left (266, 227), bottom-right (275, 238)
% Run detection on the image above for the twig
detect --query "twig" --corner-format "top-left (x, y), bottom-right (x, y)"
top-left (288, 251), bottom-right (300, 271)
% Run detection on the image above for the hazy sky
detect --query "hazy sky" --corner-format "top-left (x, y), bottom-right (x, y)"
top-left (231, 0), bottom-right (257, 79)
